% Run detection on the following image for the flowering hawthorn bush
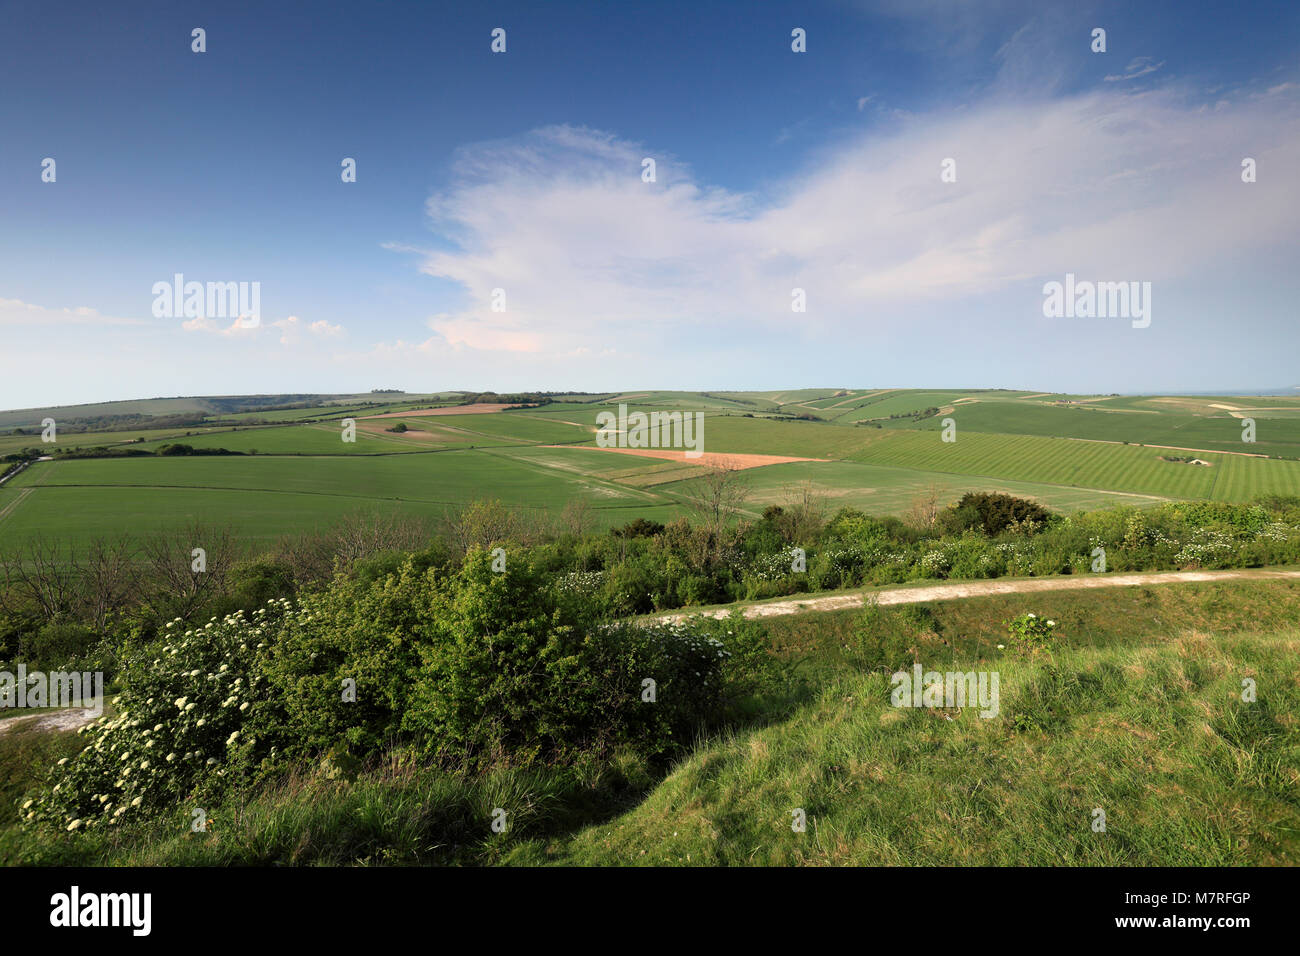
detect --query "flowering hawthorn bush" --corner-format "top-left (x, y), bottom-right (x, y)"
top-left (21, 602), bottom-right (290, 833)
top-left (748, 548), bottom-right (805, 583)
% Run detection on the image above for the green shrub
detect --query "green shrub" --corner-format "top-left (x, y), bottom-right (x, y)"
top-left (18, 622), bottom-right (102, 671)
top-left (401, 553), bottom-right (743, 766)
top-left (808, 545), bottom-right (864, 590)
top-left (612, 518), bottom-right (664, 539)
top-left (941, 492), bottom-right (1053, 536)
top-left (946, 534), bottom-right (998, 579)
top-left (580, 619), bottom-right (731, 756)
top-left (229, 559), bottom-right (296, 611)
top-left (1005, 612), bottom-right (1058, 655)
top-left (696, 609), bottom-right (788, 706)
top-left (673, 573), bottom-right (720, 607)
top-left (868, 554), bottom-right (914, 585)
top-left (257, 552), bottom-right (767, 771)
top-left (253, 563), bottom-right (434, 759)
top-left (600, 558), bottom-right (661, 615)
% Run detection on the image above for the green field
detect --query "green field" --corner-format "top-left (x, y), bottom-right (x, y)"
top-left (848, 430), bottom-right (1300, 499)
top-left (674, 458), bottom-right (1173, 517)
top-left (0, 449), bottom-right (685, 548)
top-left (5, 387), bottom-right (1300, 549)
top-left (137, 424), bottom-right (414, 455)
top-left (0, 426), bottom-right (214, 457)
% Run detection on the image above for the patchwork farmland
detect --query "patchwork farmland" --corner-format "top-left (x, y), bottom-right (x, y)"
top-left (2, 387), bottom-right (1298, 551)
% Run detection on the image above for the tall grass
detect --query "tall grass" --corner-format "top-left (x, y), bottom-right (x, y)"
top-left (540, 630), bottom-right (1299, 865)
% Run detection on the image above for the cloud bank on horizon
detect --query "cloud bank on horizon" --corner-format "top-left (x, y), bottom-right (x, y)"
top-left (0, 0), bottom-right (1297, 408)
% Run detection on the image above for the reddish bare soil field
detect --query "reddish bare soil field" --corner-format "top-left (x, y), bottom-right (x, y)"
top-left (540, 445), bottom-right (827, 470)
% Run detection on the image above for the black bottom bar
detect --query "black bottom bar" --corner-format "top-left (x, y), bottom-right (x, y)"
top-left (2, 865), bottom-right (1290, 942)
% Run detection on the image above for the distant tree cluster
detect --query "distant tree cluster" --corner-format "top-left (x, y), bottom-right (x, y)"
top-left (698, 392), bottom-right (756, 406)
top-left (458, 391), bottom-right (552, 407)
top-left (2, 449), bottom-right (44, 463)
top-left (9, 413), bottom-right (207, 435)
top-left (865, 406), bottom-right (941, 423)
top-left (154, 443), bottom-right (243, 457)
top-left (50, 447), bottom-right (153, 460)
top-left (37, 444), bottom-right (245, 460)
top-left (773, 410), bottom-right (821, 422)
top-left (941, 492), bottom-right (1054, 536)
top-left (611, 518), bottom-right (665, 539)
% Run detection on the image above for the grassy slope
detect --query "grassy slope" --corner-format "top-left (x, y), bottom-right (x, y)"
top-left (6, 579), bottom-right (1296, 866)
top-left (530, 629), bottom-right (1297, 865)
top-left (524, 580), bottom-right (1300, 865)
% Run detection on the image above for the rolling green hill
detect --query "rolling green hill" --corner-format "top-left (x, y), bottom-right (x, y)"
top-left (4, 387), bottom-right (1300, 550)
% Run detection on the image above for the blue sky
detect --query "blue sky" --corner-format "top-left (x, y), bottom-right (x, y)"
top-left (1, 0), bottom-right (1297, 408)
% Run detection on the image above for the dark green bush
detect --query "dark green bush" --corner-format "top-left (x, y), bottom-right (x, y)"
top-left (229, 559), bottom-right (297, 610)
top-left (18, 622), bottom-right (101, 670)
top-left (255, 552), bottom-right (771, 772)
top-left (612, 518), bottom-right (664, 539)
top-left (941, 492), bottom-right (1053, 536)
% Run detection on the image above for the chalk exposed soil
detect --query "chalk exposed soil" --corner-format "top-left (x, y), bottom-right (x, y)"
top-left (0, 708), bottom-right (100, 737)
top-left (656, 569), bottom-right (1300, 622)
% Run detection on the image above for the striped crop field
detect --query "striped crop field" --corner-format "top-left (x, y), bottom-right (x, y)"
top-left (909, 400), bottom-right (1300, 455)
top-left (845, 431), bottom-right (1241, 500)
top-left (1211, 453), bottom-right (1300, 500)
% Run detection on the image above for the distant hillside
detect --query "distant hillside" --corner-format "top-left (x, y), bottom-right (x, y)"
top-left (0, 394), bottom-right (423, 430)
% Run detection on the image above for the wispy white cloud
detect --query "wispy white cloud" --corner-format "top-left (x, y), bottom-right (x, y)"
top-left (180, 314), bottom-right (346, 344)
top-left (0, 297), bottom-right (149, 327)
top-left (271, 315), bottom-right (345, 346)
top-left (181, 316), bottom-right (259, 336)
top-left (396, 85), bottom-right (1298, 378)
top-left (1105, 57), bottom-right (1165, 83)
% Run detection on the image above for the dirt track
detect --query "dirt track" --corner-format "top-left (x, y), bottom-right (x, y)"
top-left (656, 568), bottom-right (1300, 622)
top-left (0, 708), bottom-right (100, 737)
